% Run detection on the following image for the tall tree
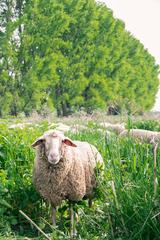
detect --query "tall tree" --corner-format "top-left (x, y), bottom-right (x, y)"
top-left (0, 0), bottom-right (159, 116)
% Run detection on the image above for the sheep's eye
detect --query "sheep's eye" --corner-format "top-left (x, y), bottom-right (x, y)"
top-left (39, 139), bottom-right (45, 145)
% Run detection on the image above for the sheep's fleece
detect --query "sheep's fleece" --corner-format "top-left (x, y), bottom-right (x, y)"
top-left (32, 130), bottom-right (104, 207)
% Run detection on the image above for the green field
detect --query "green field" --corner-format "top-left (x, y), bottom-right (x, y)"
top-left (1, 117), bottom-right (160, 240)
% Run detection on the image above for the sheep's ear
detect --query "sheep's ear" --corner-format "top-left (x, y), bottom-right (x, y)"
top-left (31, 137), bottom-right (44, 148)
top-left (63, 138), bottom-right (77, 147)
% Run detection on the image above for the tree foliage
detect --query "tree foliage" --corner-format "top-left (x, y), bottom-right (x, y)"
top-left (0, 0), bottom-right (159, 116)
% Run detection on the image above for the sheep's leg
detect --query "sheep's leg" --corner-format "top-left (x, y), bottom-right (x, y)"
top-left (69, 203), bottom-right (77, 238)
top-left (52, 207), bottom-right (56, 226)
top-left (88, 198), bottom-right (92, 208)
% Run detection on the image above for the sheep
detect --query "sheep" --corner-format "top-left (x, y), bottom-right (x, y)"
top-left (70, 124), bottom-right (88, 134)
top-left (32, 130), bottom-right (104, 237)
top-left (100, 122), bottom-right (125, 134)
top-left (119, 129), bottom-right (160, 144)
top-left (9, 122), bottom-right (32, 129)
top-left (55, 122), bottom-right (71, 132)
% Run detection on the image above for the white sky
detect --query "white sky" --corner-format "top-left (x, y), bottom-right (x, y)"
top-left (98, 0), bottom-right (160, 111)
top-left (98, 0), bottom-right (160, 65)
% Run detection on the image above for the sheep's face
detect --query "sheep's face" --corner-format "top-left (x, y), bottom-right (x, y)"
top-left (32, 130), bottom-right (77, 165)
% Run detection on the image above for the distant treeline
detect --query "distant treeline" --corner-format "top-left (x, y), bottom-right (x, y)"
top-left (0, 0), bottom-right (159, 116)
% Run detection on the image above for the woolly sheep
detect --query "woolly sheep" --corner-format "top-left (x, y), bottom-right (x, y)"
top-left (120, 129), bottom-right (160, 144)
top-left (32, 130), bottom-right (104, 236)
top-left (9, 122), bottom-right (32, 129)
top-left (100, 122), bottom-right (125, 134)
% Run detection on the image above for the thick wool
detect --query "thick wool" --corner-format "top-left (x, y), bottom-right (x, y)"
top-left (100, 122), bottom-right (125, 134)
top-left (33, 139), bottom-right (103, 207)
top-left (120, 129), bottom-right (160, 143)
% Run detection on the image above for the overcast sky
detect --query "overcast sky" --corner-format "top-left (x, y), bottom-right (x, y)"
top-left (98, 0), bottom-right (160, 111)
top-left (98, 0), bottom-right (160, 65)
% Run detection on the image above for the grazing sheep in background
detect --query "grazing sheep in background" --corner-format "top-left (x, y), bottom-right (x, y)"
top-left (100, 122), bottom-right (125, 134)
top-left (32, 130), bottom-right (104, 237)
top-left (70, 124), bottom-right (88, 134)
top-left (49, 122), bottom-right (88, 134)
top-left (55, 122), bottom-right (71, 132)
top-left (119, 129), bottom-right (160, 144)
top-left (9, 122), bottom-right (32, 129)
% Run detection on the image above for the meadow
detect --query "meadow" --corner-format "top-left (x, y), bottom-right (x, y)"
top-left (0, 116), bottom-right (160, 240)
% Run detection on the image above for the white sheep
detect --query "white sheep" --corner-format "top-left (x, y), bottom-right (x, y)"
top-left (32, 130), bottom-right (104, 237)
top-left (119, 129), bottom-right (160, 144)
top-left (100, 122), bottom-right (125, 134)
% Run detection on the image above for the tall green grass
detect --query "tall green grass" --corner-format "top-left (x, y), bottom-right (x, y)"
top-left (0, 120), bottom-right (160, 239)
top-left (131, 119), bottom-right (160, 132)
top-left (0, 121), bottom-right (49, 237)
top-left (70, 129), bottom-right (160, 240)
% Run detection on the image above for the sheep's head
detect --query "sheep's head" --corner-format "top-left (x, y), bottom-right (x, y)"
top-left (32, 130), bottom-right (77, 165)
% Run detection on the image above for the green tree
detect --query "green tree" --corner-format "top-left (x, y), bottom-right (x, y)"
top-left (0, 0), bottom-right (159, 116)
top-left (0, 0), bottom-right (26, 116)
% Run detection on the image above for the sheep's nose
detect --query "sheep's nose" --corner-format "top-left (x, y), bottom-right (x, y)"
top-left (50, 153), bottom-right (58, 159)
top-left (49, 153), bottom-right (59, 165)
